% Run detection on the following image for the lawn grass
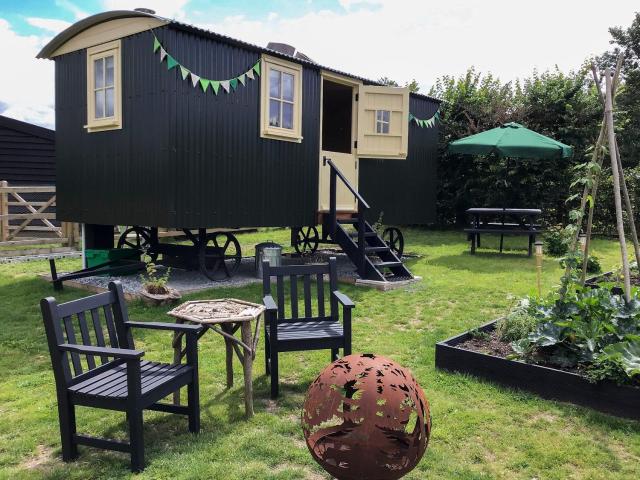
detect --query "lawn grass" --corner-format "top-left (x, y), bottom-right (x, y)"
top-left (1, 229), bottom-right (639, 479)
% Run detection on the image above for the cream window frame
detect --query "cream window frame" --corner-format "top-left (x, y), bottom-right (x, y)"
top-left (260, 55), bottom-right (303, 143)
top-left (85, 40), bottom-right (122, 133)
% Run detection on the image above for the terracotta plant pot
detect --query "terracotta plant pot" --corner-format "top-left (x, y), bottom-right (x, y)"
top-left (139, 286), bottom-right (182, 307)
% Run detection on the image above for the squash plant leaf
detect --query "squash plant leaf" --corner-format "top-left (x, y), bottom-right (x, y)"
top-left (602, 341), bottom-right (640, 377)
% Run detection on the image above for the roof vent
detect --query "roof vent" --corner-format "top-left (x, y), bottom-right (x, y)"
top-left (266, 42), bottom-right (296, 57)
top-left (266, 42), bottom-right (316, 63)
top-left (134, 7), bottom-right (156, 14)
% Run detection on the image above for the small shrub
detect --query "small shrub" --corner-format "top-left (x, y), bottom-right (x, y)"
top-left (496, 307), bottom-right (538, 342)
top-left (468, 327), bottom-right (490, 341)
top-left (559, 253), bottom-right (602, 274)
top-left (140, 262), bottom-right (171, 294)
top-left (584, 356), bottom-right (633, 385)
top-left (544, 227), bottom-right (569, 256)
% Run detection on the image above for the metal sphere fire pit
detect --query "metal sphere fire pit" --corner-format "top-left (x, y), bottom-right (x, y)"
top-left (301, 354), bottom-right (431, 480)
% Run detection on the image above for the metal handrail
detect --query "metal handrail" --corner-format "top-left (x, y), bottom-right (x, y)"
top-left (325, 157), bottom-right (370, 209)
top-left (324, 156), bottom-right (369, 276)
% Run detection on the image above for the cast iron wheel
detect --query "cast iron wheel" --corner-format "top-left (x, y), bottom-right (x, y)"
top-left (294, 226), bottom-right (319, 256)
top-left (117, 226), bottom-right (158, 262)
top-left (382, 227), bottom-right (404, 258)
top-left (199, 232), bottom-right (242, 281)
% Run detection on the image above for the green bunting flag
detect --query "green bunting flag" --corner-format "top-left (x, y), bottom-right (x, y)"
top-left (166, 55), bottom-right (178, 70)
top-left (409, 110), bottom-right (440, 128)
top-left (153, 35), bottom-right (260, 96)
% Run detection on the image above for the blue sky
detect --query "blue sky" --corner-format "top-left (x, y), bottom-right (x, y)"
top-left (0, 0), bottom-right (638, 128)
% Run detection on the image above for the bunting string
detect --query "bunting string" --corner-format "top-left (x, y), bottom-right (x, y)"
top-left (409, 110), bottom-right (440, 128)
top-left (153, 35), bottom-right (260, 94)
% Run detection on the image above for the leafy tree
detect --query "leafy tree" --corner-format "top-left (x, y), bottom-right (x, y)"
top-left (429, 67), bottom-right (601, 225)
top-left (377, 77), bottom-right (421, 92)
top-left (377, 76), bottom-right (399, 87)
top-left (604, 12), bottom-right (640, 168)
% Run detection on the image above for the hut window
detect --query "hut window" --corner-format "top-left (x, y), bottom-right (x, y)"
top-left (85, 40), bottom-right (122, 132)
top-left (261, 55), bottom-right (303, 142)
top-left (375, 110), bottom-right (390, 134)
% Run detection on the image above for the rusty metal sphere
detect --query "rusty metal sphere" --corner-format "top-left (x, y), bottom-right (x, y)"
top-left (301, 354), bottom-right (431, 480)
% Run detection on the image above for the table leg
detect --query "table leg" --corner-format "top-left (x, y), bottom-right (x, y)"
top-left (173, 318), bottom-right (184, 405)
top-left (224, 330), bottom-right (234, 389)
top-left (240, 322), bottom-right (254, 417)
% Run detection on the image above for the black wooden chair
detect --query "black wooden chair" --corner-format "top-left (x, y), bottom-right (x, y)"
top-left (40, 281), bottom-right (202, 472)
top-left (262, 257), bottom-right (354, 398)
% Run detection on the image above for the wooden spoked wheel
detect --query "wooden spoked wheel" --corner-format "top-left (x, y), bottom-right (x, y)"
top-left (294, 226), bottom-right (319, 256)
top-left (199, 232), bottom-right (242, 281)
top-left (117, 226), bottom-right (158, 262)
top-left (382, 227), bottom-right (404, 258)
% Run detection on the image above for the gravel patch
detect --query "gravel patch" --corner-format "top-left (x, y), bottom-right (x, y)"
top-left (66, 250), bottom-right (358, 295)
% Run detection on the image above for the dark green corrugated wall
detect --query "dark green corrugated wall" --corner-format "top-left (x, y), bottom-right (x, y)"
top-left (55, 25), bottom-right (320, 229)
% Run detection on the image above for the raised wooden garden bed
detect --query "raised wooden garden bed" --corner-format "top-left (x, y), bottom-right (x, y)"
top-left (435, 320), bottom-right (640, 421)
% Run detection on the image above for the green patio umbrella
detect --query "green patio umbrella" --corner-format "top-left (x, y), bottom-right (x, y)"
top-left (448, 122), bottom-right (573, 159)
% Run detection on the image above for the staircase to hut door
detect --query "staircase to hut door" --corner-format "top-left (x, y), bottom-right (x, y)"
top-left (323, 157), bottom-right (413, 282)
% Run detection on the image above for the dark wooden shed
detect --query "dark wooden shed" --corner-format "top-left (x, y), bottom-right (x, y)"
top-left (0, 115), bottom-right (55, 185)
top-left (38, 9), bottom-right (440, 282)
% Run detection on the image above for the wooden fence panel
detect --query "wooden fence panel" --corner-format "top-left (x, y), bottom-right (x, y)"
top-left (0, 180), bottom-right (79, 254)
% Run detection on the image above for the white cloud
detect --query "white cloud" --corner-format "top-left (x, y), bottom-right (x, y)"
top-left (338, 0), bottom-right (384, 11)
top-left (101, 0), bottom-right (190, 20)
top-left (26, 17), bottom-right (71, 34)
top-left (199, 0), bottom-right (639, 90)
top-left (0, 19), bottom-right (54, 128)
top-left (55, 0), bottom-right (89, 20)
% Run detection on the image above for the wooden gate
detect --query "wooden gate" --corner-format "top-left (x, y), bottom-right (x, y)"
top-left (0, 180), bottom-right (79, 256)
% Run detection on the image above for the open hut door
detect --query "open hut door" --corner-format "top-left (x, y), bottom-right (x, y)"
top-left (356, 85), bottom-right (410, 160)
top-left (319, 74), bottom-right (360, 212)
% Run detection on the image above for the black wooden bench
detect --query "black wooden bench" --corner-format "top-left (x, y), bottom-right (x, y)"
top-left (465, 208), bottom-right (542, 256)
top-left (40, 281), bottom-right (203, 472)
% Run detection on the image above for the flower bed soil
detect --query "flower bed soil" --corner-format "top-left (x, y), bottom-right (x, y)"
top-left (436, 321), bottom-right (640, 420)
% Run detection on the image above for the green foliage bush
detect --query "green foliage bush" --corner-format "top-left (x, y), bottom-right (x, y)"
top-left (544, 227), bottom-right (569, 256)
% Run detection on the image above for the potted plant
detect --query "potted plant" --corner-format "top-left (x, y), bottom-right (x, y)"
top-left (139, 262), bottom-right (181, 306)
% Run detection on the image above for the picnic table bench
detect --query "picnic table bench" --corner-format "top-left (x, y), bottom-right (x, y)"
top-left (464, 208), bottom-right (542, 256)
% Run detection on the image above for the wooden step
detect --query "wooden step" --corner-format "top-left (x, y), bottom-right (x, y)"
top-left (365, 246), bottom-right (390, 253)
top-left (337, 218), bottom-right (360, 224)
top-left (349, 231), bottom-right (377, 238)
top-left (373, 261), bottom-right (403, 269)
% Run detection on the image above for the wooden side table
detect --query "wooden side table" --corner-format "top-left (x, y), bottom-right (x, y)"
top-left (168, 299), bottom-right (265, 417)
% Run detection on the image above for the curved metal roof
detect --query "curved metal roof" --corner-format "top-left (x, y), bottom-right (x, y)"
top-left (37, 9), bottom-right (441, 103)
top-left (36, 10), bottom-right (167, 59)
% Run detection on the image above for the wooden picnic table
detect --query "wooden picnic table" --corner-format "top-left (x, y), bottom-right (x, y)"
top-left (168, 299), bottom-right (265, 417)
top-left (464, 208), bottom-right (542, 256)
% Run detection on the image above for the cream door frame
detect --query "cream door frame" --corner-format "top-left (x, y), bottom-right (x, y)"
top-left (318, 71), bottom-right (362, 212)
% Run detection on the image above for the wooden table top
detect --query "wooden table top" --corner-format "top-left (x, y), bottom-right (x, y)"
top-left (168, 299), bottom-right (265, 325)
